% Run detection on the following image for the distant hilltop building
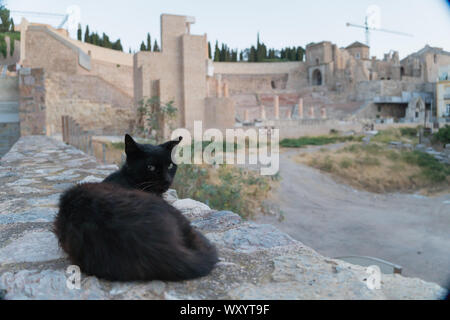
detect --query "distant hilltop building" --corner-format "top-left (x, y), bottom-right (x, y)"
top-left (0, 14), bottom-right (449, 154)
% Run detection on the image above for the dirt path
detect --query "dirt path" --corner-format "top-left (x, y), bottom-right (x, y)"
top-left (254, 145), bottom-right (450, 287)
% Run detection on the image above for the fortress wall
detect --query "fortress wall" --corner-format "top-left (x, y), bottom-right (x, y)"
top-left (78, 58), bottom-right (134, 97)
top-left (22, 25), bottom-right (134, 98)
top-left (45, 72), bottom-right (134, 135)
top-left (63, 37), bottom-right (133, 67)
top-left (23, 28), bottom-right (79, 74)
top-left (181, 34), bottom-right (208, 131)
top-left (213, 61), bottom-right (303, 74)
top-left (212, 62), bottom-right (308, 95)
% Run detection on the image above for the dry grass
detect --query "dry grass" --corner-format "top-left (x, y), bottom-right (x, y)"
top-left (295, 142), bottom-right (450, 195)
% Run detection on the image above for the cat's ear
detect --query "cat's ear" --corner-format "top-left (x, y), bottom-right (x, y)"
top-left (159, 136), bottom-right (183, 151)
top-left (124, 134), bottom-right (141, 155)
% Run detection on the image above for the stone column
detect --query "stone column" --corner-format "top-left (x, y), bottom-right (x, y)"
top-left (216, 78), bottom-right (222, 98)
top-left (223, 82), bottom-right (229, 97)
top-left (321, 107), bottom-right (327, 119)
top-left (260, 105), bottom-right (266, 120)
top-left (298, 98), bottom-right (303, 119)
top-left (309, 106), bottom-right (315, 119)
top-left (274, 95), bottom-right (279, 119)
top-left (244, 109), bottom-right (249, 122)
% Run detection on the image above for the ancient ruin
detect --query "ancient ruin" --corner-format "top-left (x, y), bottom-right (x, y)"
top-left (0, 13), bottom-right (449, 157)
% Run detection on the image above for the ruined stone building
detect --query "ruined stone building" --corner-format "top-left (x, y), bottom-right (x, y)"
top-left (0, 14), bottom-right (449, 155)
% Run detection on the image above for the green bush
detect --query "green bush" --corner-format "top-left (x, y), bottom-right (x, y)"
top-left (434, 125), bottom-right (450, 144)
top-left (399, 127), bottom-right (418, 138)
top-left (280, 135), bottom-right (361, 148)
top-left (401, 150), bottom-right (450, 182)
top-left (172, 164), bottom-right (275, 219)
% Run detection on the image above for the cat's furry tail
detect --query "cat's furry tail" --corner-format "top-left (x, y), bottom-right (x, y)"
top-left (53, 183), bottom-right (218, 282)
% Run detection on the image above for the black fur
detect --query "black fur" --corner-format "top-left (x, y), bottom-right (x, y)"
top-left (53, 135), bottom-right (218, 282)
top-left (104, 134), bottom-right (181, 196)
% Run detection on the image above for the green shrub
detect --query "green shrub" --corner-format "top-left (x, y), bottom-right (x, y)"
top-left (172, 164), bottom-right (275, 219)
top-left (280, 135), bottom-right (361, 148)
top-left (399, 127), bottom-right (418, 138)
top-left (401, 150), bottom-right (450, 182)
top-left (434, 125), bottom-right (450, 144)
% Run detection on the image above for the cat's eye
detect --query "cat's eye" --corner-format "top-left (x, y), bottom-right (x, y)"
top-left (168, 163), bottom-right (174, 169)
top-left (147, 165), bottom-right (156, 171)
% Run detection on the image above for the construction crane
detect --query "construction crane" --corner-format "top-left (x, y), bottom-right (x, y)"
top-left (346, 6), bottom-right (413, 47)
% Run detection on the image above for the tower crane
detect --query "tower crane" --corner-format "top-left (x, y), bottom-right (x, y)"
top-left (346, 6), bottom-right (413, 47)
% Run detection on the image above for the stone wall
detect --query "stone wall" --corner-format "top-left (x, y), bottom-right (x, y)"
top-left (18, 68), bottom-right (46, 136)
top-left (0, 136), bottom-right (446, 299)
top-left (21, 22), bottom-right (134, 101)
top-left (204, 97), bottom-right (235, 131)
top-left (45, 72), bottom-right (135, 135)
top-left (16, 67), bottom-right (135, 137)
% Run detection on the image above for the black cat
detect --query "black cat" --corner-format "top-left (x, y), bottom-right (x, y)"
top-left (53, 134), bottom-right (218, 282)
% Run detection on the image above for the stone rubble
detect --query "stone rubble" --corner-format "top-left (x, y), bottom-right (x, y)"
top-left (0, 136), bottom-right (447, 300)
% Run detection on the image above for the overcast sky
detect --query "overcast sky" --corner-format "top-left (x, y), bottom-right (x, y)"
top-left (8, 0), bottom-right (450, 59)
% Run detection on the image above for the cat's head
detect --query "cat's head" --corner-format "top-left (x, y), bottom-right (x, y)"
top-left (123, 134), bottom-right (182, 195)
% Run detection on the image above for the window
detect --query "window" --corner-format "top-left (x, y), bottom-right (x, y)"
top-left (446, 104), bottom-right (450, 116)
top-left (355, 52), bottom-right (360, 59)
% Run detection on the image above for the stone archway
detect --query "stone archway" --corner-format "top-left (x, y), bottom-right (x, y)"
top-left (312, 69), bottom-right (322, 86)
top-left (406, 97), bottom-right (425, 122)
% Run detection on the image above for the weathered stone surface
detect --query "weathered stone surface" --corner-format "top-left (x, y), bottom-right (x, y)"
top-left (0, 230), bottom-right (64, 265)
top-left (172, 198), bottom-right (212, 218)
top-left (0, 136), bottom-right (447, 300)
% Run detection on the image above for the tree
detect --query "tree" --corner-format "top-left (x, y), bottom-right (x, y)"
top-left (77, 24), bottom-right (82, 41)
top-left (248, 46), bottom-right (257, 62)
top-left (146, 33), bottom-right (151, 51)
top-left (140, 41), bottom-right (146, 51)
top-left (84, 25), bottom-right (90, 43)
top-left (0, 4), bottom-right (12, 32)
top-left (213, 41), bottom-right (220, 62)
top-left (153, 39), bottom-right (160, 52)
top-left (296, 46), bottom-right (304, 61)
top-left (208, 41), bottom-right (212, 59)
top-left (112, 39), bottom-right (123, 51)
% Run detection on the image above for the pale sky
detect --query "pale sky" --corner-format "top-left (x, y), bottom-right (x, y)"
top-left (7, 0), bottom-right (450, 59)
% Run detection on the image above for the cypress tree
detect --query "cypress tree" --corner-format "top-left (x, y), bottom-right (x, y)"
top-left (140, 41), bottom-right (146, 51)
top-left (239, 51), bottom-right (243, 61)
top-left (146, 33), bottom-right (151, 51)
top-left (208, 41), bottom-right (212, 59)
top-left (77, 24), bottom-right (82, 41)
top-left (213, 41), bottom-right (220, 62)
top-left (112, 39), bottom-right (123, 51)
top-left (84, 25), bottom-right (90, 43)
top-left (249, 46), bottom-right (256, 62)
top-left (153, 39), bottom-right (160, 52)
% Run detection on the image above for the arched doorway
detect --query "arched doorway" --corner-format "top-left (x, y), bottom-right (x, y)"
top-left (312, 69), bottom-right (322, 86)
